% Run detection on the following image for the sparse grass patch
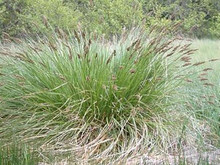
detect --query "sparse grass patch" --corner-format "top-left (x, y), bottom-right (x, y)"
top-left (179, 39), bottom-right (220, 147)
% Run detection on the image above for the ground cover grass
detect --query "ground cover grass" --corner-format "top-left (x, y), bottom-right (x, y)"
top-left (0, 29), bottom-right (219, 164)
top-left (183, 39), bottom-right (220, 146)
top-left (0, 142), bottom-right (39, 165)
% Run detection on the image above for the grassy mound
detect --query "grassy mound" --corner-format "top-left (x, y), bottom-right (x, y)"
top-left (0, 27), bottom-right (218, 163)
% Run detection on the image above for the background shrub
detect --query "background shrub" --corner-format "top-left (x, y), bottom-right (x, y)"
top-left (0, 0), bottom-right (219, 38)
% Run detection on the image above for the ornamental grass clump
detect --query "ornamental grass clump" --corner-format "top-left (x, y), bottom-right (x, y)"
top-left (0, 26), bottom-right (210, 163)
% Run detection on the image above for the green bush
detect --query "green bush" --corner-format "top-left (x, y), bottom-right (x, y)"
top-left (142, 0), bottom-right (220, 38)
top-left (0, 0), bottom-right (28, 36)
top-left (209, 14), bottom-right (220, 38)
top-left (80, 0), bottom-right (144, 35)
top-left (23, 0), bottom-right (82, 34)
top-left (0, 27), bottom-right (186, 123)
top-left (1, 0), bottom-right (220, 38)
top-left (0, 27), bottom-right (212, 163)
top-left (0, 0), bottom-right (81, 36)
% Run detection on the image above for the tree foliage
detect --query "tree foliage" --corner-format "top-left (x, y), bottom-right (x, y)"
top-left (0, 0), bottom-right (219, 38)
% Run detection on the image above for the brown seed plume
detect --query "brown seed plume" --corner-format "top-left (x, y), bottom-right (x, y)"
top-left (112, 75), bottom-right (117, 81)
top-left (88, 39), bottom-right (92, 46)
top-left (77, 54), bottom-right (81, 59)
top-left (130, 69), bottom-right (136, 74)
top-left (166, 52), bottom-right (174, 57)
top-left (172, 44), bottom-right (181, 52)
top-left (112, 50), bottom-right (116, 56)
top-left (82, 31), bottom-right (86, 41)
top-left (12, 37), bottom-right (22, 44)
top-left (57, 28), bottom-right (67, 41)
top-left (193, 61), bottom-right (205, 66)
top-left (185, 79), bottom-right (193, 83)
top-left (84, 45), bottom-right (89, 57)
top-left (209, 58), bottom-right (219, 62)
top-left (62, 42), bottom-right (73, 60)
top-left (127, 39), bottom-right (139, 51)
top-left (203, 68), bottom-right (213, 72)
top-left (74, 30), bottom-right (80, 43)
top-left (48, 41), bottom-right (57, 51)
top-left (203, 83), bottom-right (214, 87)
top-left (200, 78), bottom-right (208, 81)
top-left (2, 32), bottom-right (11, 40)
top-left (106, 54), bottom-right (113, 64)
top-left (208, 101), bottom-right (214, 105)
top-left (119, 66), bottom-right (124, 70)
top-left (182, 63), bottom-right (191, 67)
top-left (112, 84), bottom-right (118, 91)
top-left (86, 76), bottom-right (90, 81)
top-left (0, 51), bottom-right (10, 56)
top-left (181, 56), bottom-right (191, 62)
top-left (182, 49), bottom-right (197, 56)
top-left (200, 73), bottom-right (208, 76)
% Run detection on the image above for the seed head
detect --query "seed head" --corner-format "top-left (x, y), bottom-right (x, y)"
top-left (48, 42), bottom-right (57, 51)
top-left (172, 44), bottom-right (181, 52)
top-left (208, 101), bottom-right (214, 105)
top-left (106, 54), bottom-right (113, 64)
top-left (112, 50), bottom-right (116, 56)
top-left (112, 75), bottom-right (117, 81)
top-left (203, 68), bottom-right (213, 72)
top-left (59, 75), bottom-right (66, 81)
top-left (130, 69), bottom-right (136, 74)
top-left (0, 51), bottom-right (10, 56)
top-left (200, 78), bottom-right (208, 81)
top-left (112, 84), bottom-right (118, 91)
top-left (2, 32), bottom-right (11, 40)
top-left (181, 56), bottom-right (191, 62)
top-left (119, 66), bottom-right (124, 70)
top-left (77, 54), bottom-right (81, 59)
top-left (200, 73), bottom-right (207, 76)
top-left (203, 83), bottom-right (214, 87)
top-left (73, 30), bottom-right (80, 43)
top-left (166, 52), bottom-right (174, 57)
top-left (86, 76), bottom-right (90, 81)
top-left (84, 45), bottom-right (89, 56)
top-left (88, 39), bottom-right (92, 46)
top-left (209, 58), bottom-right (219, 62)
top-left (185, 79), bottom-right (193, 83)
top-left (193, 61), bottom-right (205, 66)
top-left (182, 63), bottom-right (191, 67)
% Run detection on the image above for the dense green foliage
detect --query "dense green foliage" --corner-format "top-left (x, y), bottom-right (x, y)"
top-left (0, 0), bottom-right (219, 38)
top-left (1, 27), bottom-right (216, 163)
top-left (0, 27), bottom-right (184, 123)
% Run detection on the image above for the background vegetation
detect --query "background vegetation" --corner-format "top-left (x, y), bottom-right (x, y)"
top-left (0, 0), bottom-right (220, 38)
top-left (0, 0), bottom-right (219, 164)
